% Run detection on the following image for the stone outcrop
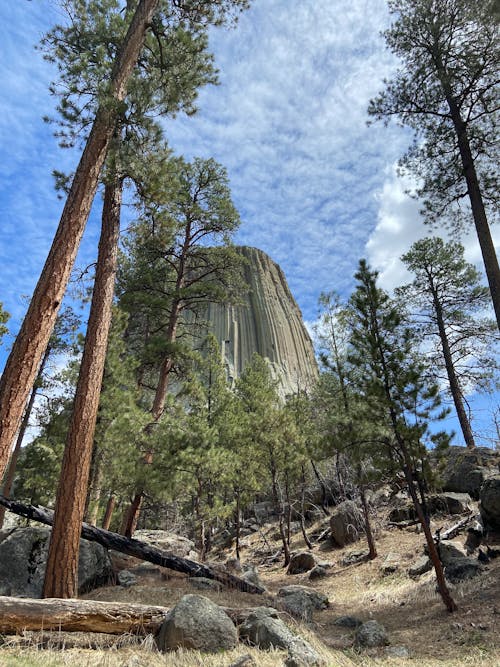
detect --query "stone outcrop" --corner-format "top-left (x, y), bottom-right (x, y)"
top-left (0, 527), bottom-right (112, 597)
top-left (437, 447), bottom-right (499, 499)
top-left (195, 246), bottom-right (318, 397)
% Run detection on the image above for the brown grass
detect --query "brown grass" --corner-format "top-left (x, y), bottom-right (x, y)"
top-left (1, 511), bottom-right (499, 667)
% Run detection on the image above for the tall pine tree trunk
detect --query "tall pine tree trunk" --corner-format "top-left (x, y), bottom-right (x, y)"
top-left (0, 347), bottom-right (50, 529)
top-left (43, 176), bottom-right (123, 599)
top-left (436, 64), bottom-right (500, 330)
top-left (432, 289), bottom-right (476, 448)
top-left (0, 0), bottom-right (160, 479)
top-left (102, 493), bottom-right (116, 531)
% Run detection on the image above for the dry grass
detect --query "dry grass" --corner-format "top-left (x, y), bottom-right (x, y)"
top-left (1, 511), bottom-right (500, 667)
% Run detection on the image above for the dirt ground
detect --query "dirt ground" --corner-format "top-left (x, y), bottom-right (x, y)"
top-left (1, 509), bottom-right (500, 666)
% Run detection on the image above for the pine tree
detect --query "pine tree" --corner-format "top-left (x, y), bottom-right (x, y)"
top-left (369, 0), bottom-right (500, 328)
top-left (0, 303), bottom-right (8, 345)
top-left (0, 0), bottom-right (161, 471)
top-left (348, 259), bottom-right (456, 612)
top-left (119, 156), bottom-right (244, 536)
top-left (397, 237), bottom-right (498, 449)
top-left (40, 0), bottom-right (249, 598)
top-left (315, 291), bottom-right (377, 558)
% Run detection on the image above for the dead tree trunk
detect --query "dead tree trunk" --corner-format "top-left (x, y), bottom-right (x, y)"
top-left (0, 596), bottom-right (168, 635)
top-left (0, 495), bottom-right (265, 595)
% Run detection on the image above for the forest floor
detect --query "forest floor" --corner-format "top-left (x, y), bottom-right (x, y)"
top-left (1, 508), bottom-right (499, 666)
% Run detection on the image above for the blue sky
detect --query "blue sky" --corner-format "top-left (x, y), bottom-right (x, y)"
top-left (0, 0), bottom-right (498, 445)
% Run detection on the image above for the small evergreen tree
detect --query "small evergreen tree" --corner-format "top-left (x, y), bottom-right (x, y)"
top-left (348, 259), bottom-right (456, 612)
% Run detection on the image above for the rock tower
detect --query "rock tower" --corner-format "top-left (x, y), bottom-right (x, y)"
top-left (204, 246), bottom-right (318, 397)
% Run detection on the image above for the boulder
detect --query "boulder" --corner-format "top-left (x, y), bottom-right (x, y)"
top-left (329, 500), bottom-right (364, 547)
top-left (241, 564), bottom-right (264, 589)
top-left (408, 556), bottom-right (432, 578)
top-left (354, 620), bottom-right (390, 648)
top-left (437, 540), bottom-right (467, 566)
top-left (444, 558), bottom-right (482, 583)
top-left (0, 526), bottom-right (112, 598)
top-left (388, 504), bottom-right (416, 523)
top-left (189, 576), bottom-right (223, 592)
top-left (240, 607), bottom-right (322, 664)
top-left (308, 565), bottom-right (328, 580)
top-left (428, 492), bottom-right (472, 515)
top-left (277, 585), bottom-right (328, 621)
top-left (156, 594), bottom-right (237, 653)
top-left (287, 551), bottom-right (316, 575)
top-left (117, 570), bottom-right (137, 588)
top-left (381, 552), bottom-right (401, 575)
top-left (133, 530), bottom-right (194, 557)
top-left (438, 447), bottom-right (498, 499)
top-left (479, 475), bottom-right (500, 530)
top-left (341, 549), bottom-right (369, 566)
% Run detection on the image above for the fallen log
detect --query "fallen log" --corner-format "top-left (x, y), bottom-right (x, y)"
top-left (433, 513), bottom-right (473, 543)
top-left (0, 596), bottom-right (168, 634)
top-left (0, 596), bottom-right (263, 635)
top-left (0, 496), bottom-right (264, 595)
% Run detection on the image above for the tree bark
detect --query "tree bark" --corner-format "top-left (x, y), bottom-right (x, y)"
top-left (360, 485), bottom-right (377, 560)
top-left (101, 493), bottom-right (116, 530)
top-left (436, 61), bottom-right (500, 330)
top-left (0, 495), bottom-right (265, 595)
top-left (432, 288), bottom-right (476, 448)
top-left (0, 596), bottom-right (168, 635)
top-left (43, 176), bottom-right (123, 599)
top-left (0, 0), bottom-right (160, 479)
top-left (402, 462), bottom-right (457, 612)
top-left (0, 346), bottom-right (51, 528)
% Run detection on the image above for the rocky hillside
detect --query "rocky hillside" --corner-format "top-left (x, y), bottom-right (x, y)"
top-left (200, 246), bottom-right (318, 397)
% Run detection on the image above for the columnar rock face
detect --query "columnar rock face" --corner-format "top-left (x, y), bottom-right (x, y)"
top-left (204, 246), bottom-right (318, 397)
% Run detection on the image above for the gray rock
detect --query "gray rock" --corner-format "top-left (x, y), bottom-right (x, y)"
top-left (439, 446), bottom-right (499, 499)
top-left (133, 530), bottom-right (194, 557)
top-left (240, 607), bottom-right (321, 664)
top-left (189, 576), bottom-right (223, 592)
top-left (156, 594), bottom-right (237, 653)
top-left (341, 549), bottom-right (369, 566)
top-left (408, 556), bottom-right (432, 577)
top-left (389, 504), bottom-right (416, 523)
top-left (333, 615), bottom-right (363, 628)
top-left (199, 246), bottom-right (319, 400)
top-left (429, 492), bottom-right (473, 515)
top-left (308, 565), bottom-right (328, 580)
top-left (444, 558), bottom-right (482, 583)
top-left (117, 570), bottom-right (137, 588)
top-left (479, 475), bottom-right (500, 530)
top-left (0, 526), bottom-right (112, 598)
top-left (287, 551), bottom-right (316, 575)
top-left (278, 585), bottom-right (329, 610)
top-left (386, 645), bottom-right (410, 658)
top-left (241, 564), bottom-right (263, 589)
top-left (276, 585), bottom-right (328, 622)
top-left (354, 620), bottom-right (389, 648)
top-left (330, 500), bottom-right (364, 547)
top-left (285, 638), bottom-right (324, 666)
top-left (240, 610), bottom-right (297, 649)
top-left (381, 552), bottom-right (401, 575)
top-left (437, 540), bottom-right (467, 565)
